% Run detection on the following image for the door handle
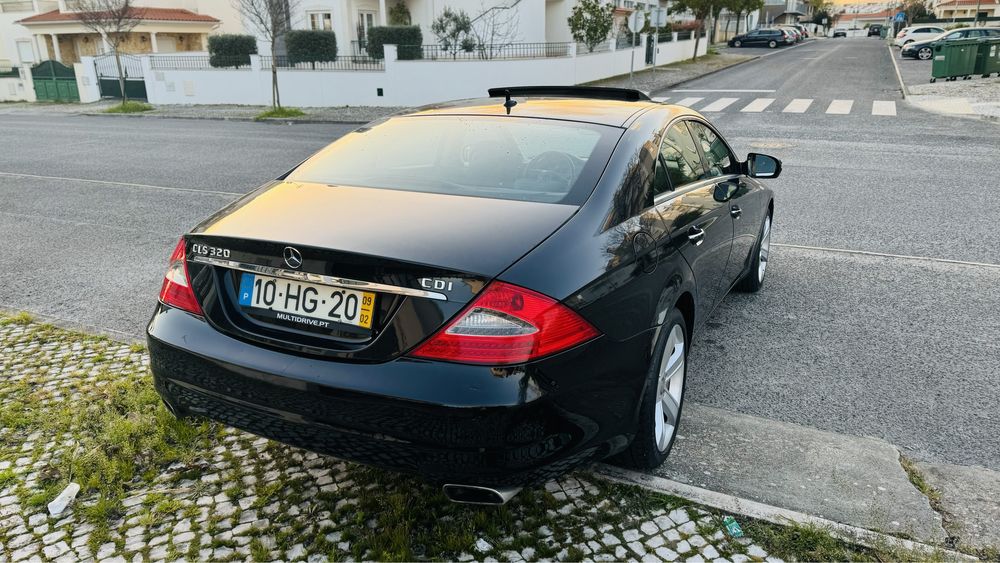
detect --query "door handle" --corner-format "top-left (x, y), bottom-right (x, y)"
top-left (730, 205), bottom-right (742, 219)
top-left (687, 226), bottom-right (705, 246)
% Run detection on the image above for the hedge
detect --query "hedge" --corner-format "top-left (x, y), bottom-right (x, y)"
top-left (366, 26), bottom-right (423, 60)
top-left (286, 30), bottom-right (338, 66)
top-left (208, 34), bottom-right (258, 68)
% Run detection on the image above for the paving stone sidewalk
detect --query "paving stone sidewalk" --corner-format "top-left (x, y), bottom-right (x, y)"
top-left (0, 315), bottom-right (792, 563)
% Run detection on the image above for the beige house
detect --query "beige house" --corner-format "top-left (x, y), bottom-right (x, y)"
top-left (934, 0), bottom-right (1000, 19)
top-left (0, 0), bottom-right (242, 67)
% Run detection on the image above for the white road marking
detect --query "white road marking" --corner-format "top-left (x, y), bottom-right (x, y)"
top-left (652, 96), bottom-right (670, 102)
top-left (675, 97), bottom-right (704, 107)
top-left (740, 98), bottom-right (775, 112)
top-left (699, 97), bottom-right (739, 112)
top-left (773, 243), bottom-right (1000, 269)
top-left (871, 100), bottom-right (897, 116)
top-left (825, 99), bottom-right (854, 114)
top-left (669, 89), bottom-right (776, 93)
top-left (782, 98), bottom-right (813, 113)
top-left (0, 171), bottom-right (241, 196)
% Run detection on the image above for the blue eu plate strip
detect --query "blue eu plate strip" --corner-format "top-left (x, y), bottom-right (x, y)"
top-left (238, 273), bottom-right (255, 306)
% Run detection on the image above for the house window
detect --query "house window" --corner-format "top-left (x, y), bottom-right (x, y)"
top-left (16, 40), bottom-right (35, 63)
top-left (309, 12), bottom-right (333, 30)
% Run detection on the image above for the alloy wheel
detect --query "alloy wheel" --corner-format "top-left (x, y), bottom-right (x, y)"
top-left (918, 48), bottom-right (932, 60)
top-left (653, 324), bottom-right (685, 452)
top-left (758, 215), bottom-right (771, 282)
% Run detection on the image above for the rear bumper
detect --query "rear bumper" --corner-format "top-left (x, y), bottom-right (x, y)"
top-left (147, 305), bottom-right (654, 487)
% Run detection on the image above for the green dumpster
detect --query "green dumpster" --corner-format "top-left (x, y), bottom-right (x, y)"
top-left (973, 37), bottom-right (1000, 78)
top-left (930, 38), bottom-right (980, 82)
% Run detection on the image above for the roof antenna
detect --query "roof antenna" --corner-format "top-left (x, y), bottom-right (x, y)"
top-left (502, 89), bottom-right (517, 115)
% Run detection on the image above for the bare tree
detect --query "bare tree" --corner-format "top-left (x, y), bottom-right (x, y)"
top-left (73, 0), bottom-right (141, 104)
top-left (470, 1), bottom-right (521, 60)
top-left (233, 0), bottom-right (297, 108)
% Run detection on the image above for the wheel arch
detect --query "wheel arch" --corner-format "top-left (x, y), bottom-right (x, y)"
top-left (674, 291), bottom-right (695, 344)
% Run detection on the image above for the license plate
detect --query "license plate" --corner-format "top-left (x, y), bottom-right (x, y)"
top-left (238, 273), bottom-right (375, 330)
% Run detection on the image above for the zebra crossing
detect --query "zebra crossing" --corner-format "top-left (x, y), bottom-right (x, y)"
top-left (650, 95), bottom-right (898, 117)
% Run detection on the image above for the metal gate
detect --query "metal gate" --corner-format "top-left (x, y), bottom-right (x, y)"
top-left (94, 52), bottom-right (147, 100)
top-left (32, 60), bottom-right (79, 102)
top-left (646, 34), bottom-right (655, 64)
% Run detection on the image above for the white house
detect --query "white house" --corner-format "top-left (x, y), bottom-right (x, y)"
top-left (278, 0), bottom-right (671, 58)
top-left (0, 0), bottom-right (243, 68)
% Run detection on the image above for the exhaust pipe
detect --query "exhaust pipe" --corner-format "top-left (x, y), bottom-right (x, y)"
top-left (442, 484), bottom-right (522, 505)
top-left (161, 398), bottom-right (187, 419)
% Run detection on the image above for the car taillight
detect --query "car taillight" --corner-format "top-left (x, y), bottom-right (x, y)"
top-left (409, 281), bottom-right (599, 365)
top-left (158, 237), bottom-right (203, 316)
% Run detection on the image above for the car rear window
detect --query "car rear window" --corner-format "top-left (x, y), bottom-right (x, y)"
top-left (287, 115), bottom-right (622, 205)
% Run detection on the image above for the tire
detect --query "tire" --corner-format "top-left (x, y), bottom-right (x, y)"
top-left (733, 40), bottom-right (742, 47)
top-left (614, 308), bottom-right (688, 470)
top-left (768, 40), bottom-right (777, 48)
top-left (736, 211), bottom-right (772, 293)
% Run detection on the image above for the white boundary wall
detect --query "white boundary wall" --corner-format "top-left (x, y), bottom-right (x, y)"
top-left (0, 66), bottom-right (35, 102)
top-left (80, 34), bottom-right (708, 108)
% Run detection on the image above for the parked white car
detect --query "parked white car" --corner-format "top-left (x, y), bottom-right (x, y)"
top-left (894, 25), bottom-right (946, 46)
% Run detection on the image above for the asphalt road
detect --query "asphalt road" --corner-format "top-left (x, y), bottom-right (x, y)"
top-left (0, 38), bottom-right (997, 473)
top-left (657, 38), bottom-right (1000, 471)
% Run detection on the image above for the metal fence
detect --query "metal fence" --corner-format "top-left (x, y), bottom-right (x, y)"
top-left (0, 67), bottom-right (18, 78)
top-left (577, 41), bottom-right (611, 55)
top-left (260, 55), bottom-right (384, 71)
top-left (657, 32), bottom-right (674, 43)
top-left (616, 34), bottom-right (642, 49)
top-left (150, 56), bottom-right (251, 70)
top-left (676, 30), bottom-right (693, 40)
top-left (411, 42), bottom-right (573, 61)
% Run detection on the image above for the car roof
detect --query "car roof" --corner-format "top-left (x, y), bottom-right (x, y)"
top-left (398, 96), bottom-right (697, 128)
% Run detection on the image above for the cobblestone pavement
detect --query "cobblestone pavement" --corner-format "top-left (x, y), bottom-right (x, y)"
top-left (0, 314), bottom-right (785, 562)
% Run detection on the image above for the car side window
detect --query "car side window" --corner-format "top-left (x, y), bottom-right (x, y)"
top-left (687, 122), bottom-right (736, 178)
top-left (945, 32), bottom-right (963, 40)
top-left (654, 122), bottom-right (705, 195)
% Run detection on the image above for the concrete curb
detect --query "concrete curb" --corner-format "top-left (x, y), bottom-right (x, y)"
top-left (73, 111), bottom-right (370, 125)
top-left (887, 43), bottom-right (909, 99)
top-left (0, 304), bottom-right (143, 345)
top-left (594, 464), bottom-right (978, 561)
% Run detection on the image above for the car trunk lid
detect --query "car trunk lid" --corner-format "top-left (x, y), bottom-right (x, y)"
top-left (184, 181), bottom-right (578, 361)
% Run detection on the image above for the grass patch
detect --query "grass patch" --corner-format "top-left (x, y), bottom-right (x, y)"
top-left (255, 107), bottom-right (306, 120)
top-left (900, 455), bottom-right (943, 509)
top-left (0, 311), bottom-right (33, 325)
top-left (104, 101), bottom-right (154, 113)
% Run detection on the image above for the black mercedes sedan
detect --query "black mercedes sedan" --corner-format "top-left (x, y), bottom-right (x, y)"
top-left (148, 86), bottom-right (779, 505)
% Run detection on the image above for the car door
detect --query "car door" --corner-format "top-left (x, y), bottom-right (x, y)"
top-left (744, 30), bottom-right (763, 45)
top-left (686, 120), bottom-right (761, 292)
top-left (651, 120), bottom-right (734, 324)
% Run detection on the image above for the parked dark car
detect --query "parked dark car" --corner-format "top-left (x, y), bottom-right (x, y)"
top-left (833, 28), bottom-right (848, 38)
top-left (729, 28), bottom-right (794, 48)
top-left (148, 86), bottom-right (779, 505)
top-left (868, 24), bottom-right (883, 37)
top-left (902, 27), bottom-right (1000, 60)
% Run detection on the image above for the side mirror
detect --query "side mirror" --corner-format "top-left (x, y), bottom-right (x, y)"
top-left (745, 153), bottom-right (782, 179)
